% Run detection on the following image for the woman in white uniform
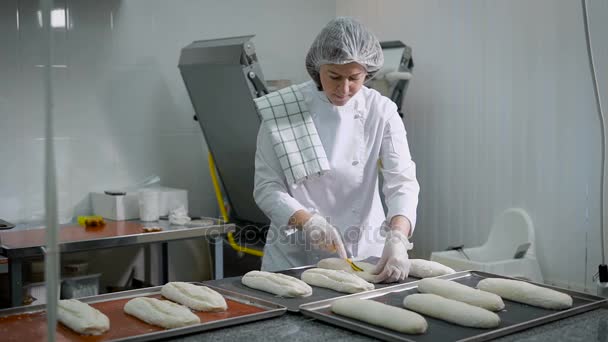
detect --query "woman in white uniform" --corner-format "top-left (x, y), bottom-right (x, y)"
top-left (254, 17), bottom-right (419, 283)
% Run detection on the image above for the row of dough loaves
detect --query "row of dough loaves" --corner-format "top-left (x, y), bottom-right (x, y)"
top-left (331, 277), bottom-right (573, 333)
top-left (239, 258), bottom-right (456, 297)
top-left (124, 282), bottom-right (228, 329)
top-left (57, 282), bottom-right (227, 335)
top-left (316, 258), bottom-right (455, 282)
top-left (328, 279), bottom-right (502, 332)
top-left (241, 268), bottom-right (375, 296)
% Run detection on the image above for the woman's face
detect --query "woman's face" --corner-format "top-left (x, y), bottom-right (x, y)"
top-left (319, 62), bottom-right (367, 106)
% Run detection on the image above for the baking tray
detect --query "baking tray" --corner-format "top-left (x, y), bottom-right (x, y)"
top-left (0, 283), bottom-right (286, 342)
top-left (299, 271), bottom-right (608, 342)
top-left (204, 264), bottom-right (419, 312)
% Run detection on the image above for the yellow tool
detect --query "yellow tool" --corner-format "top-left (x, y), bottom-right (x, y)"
top-left (346, 258), bottom-right (364, 272)
top-left (330, 244), bottom-right (364, 272)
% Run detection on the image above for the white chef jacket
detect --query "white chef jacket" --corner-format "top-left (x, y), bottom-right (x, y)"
top-left (254, 80), bottom-right (419, 272)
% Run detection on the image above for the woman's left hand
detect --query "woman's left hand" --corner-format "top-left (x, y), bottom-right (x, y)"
top-left (373, 230), bottom-right (413, 283)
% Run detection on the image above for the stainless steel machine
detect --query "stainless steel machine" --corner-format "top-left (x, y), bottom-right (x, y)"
top-left (368, 40), bottom-right (414, 118)
top-left (178, 35), bottom-right (270, 225)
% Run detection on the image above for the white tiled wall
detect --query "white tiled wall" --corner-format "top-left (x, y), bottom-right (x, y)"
top-left (0, 0), bottom-right (336, 284)
top-left (1, 0), bottom-right (336, 223)
top-left (338, 0), bottom-right (608, 291)
top-left (12, 0), bottom-right (605, 292)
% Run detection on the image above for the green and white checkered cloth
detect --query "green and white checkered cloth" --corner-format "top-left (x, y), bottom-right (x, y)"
top-left (254, 84), bottom-right (330, 185)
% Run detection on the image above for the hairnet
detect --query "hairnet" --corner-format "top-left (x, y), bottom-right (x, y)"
top-left (305, 17), bottom-right (384, 88)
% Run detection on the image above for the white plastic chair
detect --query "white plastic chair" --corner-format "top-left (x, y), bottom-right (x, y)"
top-left (430, 208), bottom-right (544, 283)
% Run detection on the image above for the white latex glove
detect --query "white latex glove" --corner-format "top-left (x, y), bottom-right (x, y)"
top-left (302, 214), bottom-right (347, 259)
top-left (373, 230), bottom-right (413, 283)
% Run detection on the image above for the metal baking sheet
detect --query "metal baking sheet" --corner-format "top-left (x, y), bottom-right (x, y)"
top-left (0, 283), bottom-right (286, 342)
top-left (299, 271), bottom-right (608, 342)
top-left (203, 263), bottom-right (419, 312)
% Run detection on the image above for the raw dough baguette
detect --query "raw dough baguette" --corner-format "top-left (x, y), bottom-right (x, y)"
top-left (316, 258), bottom-right (379, 283)
top-left (241, 271), bottom-right (312, 297)
top-left (417, 278), bottom-right (505, 311)
top-left (161, 282), bottom-right (227, 312)
top-left (318, 258), bottom-right (455, 281)
top-left (57, 299), bottom-right (110, 335)
top-left (123, 297), bottom-right (200, 328)
top-left (332, 298), bottom-right (427, 334)
top-left (477, 278), bottom-right (573, 310)
top-left (410, 259), bottom-right (455, 278)
top-left (301, 268), bottom-right (374, 293)
top-left (403, 293), bottom-right (500, 328)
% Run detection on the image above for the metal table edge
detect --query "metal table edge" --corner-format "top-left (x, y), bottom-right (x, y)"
top-left (0, 223), bottom-right (236, 258)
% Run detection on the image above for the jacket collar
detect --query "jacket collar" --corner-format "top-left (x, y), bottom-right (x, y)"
top-left (310, 84), bottom-right (368, 118)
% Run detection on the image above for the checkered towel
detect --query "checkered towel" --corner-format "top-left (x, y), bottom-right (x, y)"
top-left (254, 84), bottom-right (330, 185)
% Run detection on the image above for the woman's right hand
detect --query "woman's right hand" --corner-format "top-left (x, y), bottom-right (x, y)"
top-left (373, 230), bottom-right (413, 283)
top-left (302, 214), bottom-right (348, 258)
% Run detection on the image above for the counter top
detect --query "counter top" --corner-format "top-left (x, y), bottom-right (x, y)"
top-left (169, 307), bottom-right (608, 342)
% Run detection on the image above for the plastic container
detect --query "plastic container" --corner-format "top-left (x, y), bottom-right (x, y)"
top-left (138, 190), bottom-right (160, 221)
top-left (61, 273), bottom-right (101, 299)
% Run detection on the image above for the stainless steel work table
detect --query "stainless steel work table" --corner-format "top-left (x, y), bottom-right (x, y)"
top-left (0, 219), bottom-right (235, 307)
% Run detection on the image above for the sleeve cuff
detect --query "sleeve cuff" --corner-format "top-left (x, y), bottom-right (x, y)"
top-left (271, 195), bottom-right (306, 234)
top-left (386, 208), bottom-right (417, 236)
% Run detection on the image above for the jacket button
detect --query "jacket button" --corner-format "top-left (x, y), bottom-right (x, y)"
top-left (352, 161), bottom-right (359, 166)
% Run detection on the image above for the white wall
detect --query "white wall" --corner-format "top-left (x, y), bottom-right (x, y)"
top-left (0, 0), bottom-right (336, 286)
top-left (4, 0), bottom-right (606, 292)
top-left (338, 0), bottom-right (608, 291)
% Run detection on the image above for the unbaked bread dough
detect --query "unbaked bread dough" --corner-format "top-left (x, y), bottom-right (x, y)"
top-left (403, 293), bottom-right (500, 328)
top-left (332, 298), bottom-right (427, 334)
top-left (316, 258), bottom-right (379, 283)
top-left (123, 297), bottom-right (200, 328)
top-left (241, 271), bottom-right (313, 297)
top-left (477, 278), bottom-right (573, 310)
top-left (161, 282), bottom-right (227, 312)
top-left (58, 299), bottom-right (110, 335)
top-left (301, 268), bottom-right (374, 293)
top-left (317, 258), bottom-right (455, 281)
top-left (417, 278), bottom-right (504, 311)
top-left (409, 259), bottom-right (455, 278)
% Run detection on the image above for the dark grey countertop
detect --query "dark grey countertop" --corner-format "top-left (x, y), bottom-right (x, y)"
top-left (169, 307), bottom-right (608, 342)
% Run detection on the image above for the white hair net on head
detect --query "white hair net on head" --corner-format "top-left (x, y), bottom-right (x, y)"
top-left (305, 17), bottom-right (384, 88)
